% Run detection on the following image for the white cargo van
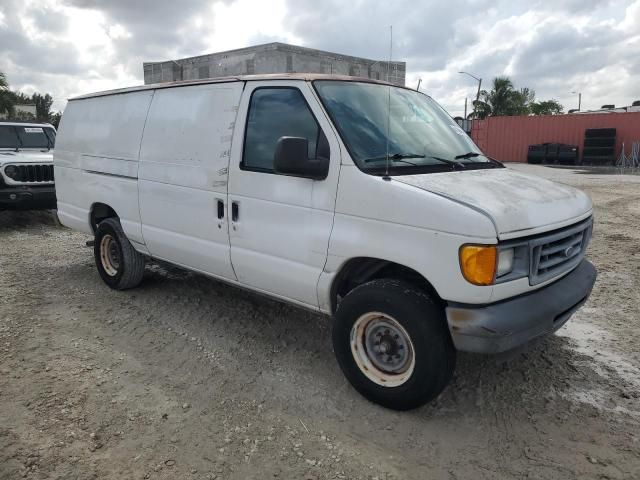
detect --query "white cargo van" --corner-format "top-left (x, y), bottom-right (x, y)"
top-left (54, 74), bottom-right (596, 410)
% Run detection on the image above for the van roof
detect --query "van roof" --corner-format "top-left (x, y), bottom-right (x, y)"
top-left (69, 73), bottom-right (404, 101)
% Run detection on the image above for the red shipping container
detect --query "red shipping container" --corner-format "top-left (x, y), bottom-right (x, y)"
top-left (470, 112), bottom-right (640, 163)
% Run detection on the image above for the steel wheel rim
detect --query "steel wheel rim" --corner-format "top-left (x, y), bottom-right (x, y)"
top-left (350, 312), bottom-right (416, 387)
top-left (100, 234), bottom-right (120, 277)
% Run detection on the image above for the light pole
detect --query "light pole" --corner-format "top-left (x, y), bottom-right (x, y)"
top-left (459, 71), bottom-right (482, 118)
top-left (571, 91), bottom-right (582, 111)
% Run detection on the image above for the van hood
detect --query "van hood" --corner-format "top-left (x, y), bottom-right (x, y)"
top-left (395, 167), bottom-right (592, 237)
top-left (0, 150), bottom-right (54, 165)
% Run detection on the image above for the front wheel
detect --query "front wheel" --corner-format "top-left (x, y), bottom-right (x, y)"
top-left (94, 218), bottom-right (145, 290)
top-left (332, 279), bottom-right (455, 410)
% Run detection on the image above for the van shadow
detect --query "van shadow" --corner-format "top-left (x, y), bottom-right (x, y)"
top-left (133, 260), bottom-right (608, 423)
top-left (0, 210), bottom-right (60, 230)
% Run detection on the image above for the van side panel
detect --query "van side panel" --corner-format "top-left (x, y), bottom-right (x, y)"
top-left (138, 82), bottom-right (243, 280)
top-left (54, 91), bottom-right (154, 244)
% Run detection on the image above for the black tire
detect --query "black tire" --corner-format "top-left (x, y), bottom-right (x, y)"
top-left (583, 147), bottom-right (615, 156)
top-left (584, 137), bottom-right (615, 148)
top-left (332, 279), bottom-right (455, 410)
top-left (94, 217), bottom-right (145, 290)
top-left (585, 128), bottom-right (616, 138)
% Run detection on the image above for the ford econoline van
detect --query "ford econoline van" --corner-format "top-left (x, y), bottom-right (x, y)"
top-left (54, 74), bottom-right (596, 410)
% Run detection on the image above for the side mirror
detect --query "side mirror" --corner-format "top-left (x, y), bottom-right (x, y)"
top-left (274, 136), bottom-right (329, 180)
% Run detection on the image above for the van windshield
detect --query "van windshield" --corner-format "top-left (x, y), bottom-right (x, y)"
top-left (314, 81), bottom-right (495, 174)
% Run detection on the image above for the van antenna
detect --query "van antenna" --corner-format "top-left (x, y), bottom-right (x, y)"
top-left (384, 25), bottom-right (393, 179)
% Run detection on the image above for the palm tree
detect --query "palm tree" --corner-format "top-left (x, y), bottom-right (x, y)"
top-left (471, 75), bottom-right (564, 118)
top-left (473, 76), bottom-right (536, 118)
top-left (490, 77), bottom-right (516, 115)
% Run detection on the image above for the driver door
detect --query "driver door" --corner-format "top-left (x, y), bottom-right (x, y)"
top-left (227, 81), bottom-right (342, 308)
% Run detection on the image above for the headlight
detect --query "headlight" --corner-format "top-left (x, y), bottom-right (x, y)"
top-left (497, 248), bottom-right (515, 277)
top-left (459, 245), bottom-right (496, 286)
top-left (4, 165), bottom-right (18, 179)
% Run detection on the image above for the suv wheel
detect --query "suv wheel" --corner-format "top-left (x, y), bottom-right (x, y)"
top-left (94, 218), bottom-right (145, 290)
top-left (332, 279), bottom-right (455, 410)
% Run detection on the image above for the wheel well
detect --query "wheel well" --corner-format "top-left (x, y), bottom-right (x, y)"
top-left (90, 203), bottom-right (118, 233)
top-left (330, 257), bottom-right (442, 313)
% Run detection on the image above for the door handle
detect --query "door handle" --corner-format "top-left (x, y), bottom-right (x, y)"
top-left (217, 199), bottom-right (224, 219)
top-left (231, 201), bottom-right (239, 222)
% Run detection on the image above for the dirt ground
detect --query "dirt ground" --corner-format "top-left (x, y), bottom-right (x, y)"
top-left (1, 164), bottom-right (639, 480)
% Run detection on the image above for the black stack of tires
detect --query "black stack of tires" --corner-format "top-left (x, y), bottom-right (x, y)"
top-left (557, 145), bottom-right (580, 165)
top-left (527, 144), bottom-right (546, 164)
top-left (544, 143), bottom-right (560, 163)
top-left (582, 128), bottom-right (616, 165)
top-left (527, 143), bottom-right (579, 165)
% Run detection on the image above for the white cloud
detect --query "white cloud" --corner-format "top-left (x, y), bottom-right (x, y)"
top-left (205, 0), bottom-right (297, 51)
top-left (0, 0), bottom-right (638, 115)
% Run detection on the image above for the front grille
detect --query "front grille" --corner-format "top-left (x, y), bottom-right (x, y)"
top-left (3, 164), bottom-right (55, 183)
top-left (529, 218), bottom-right (592, 285)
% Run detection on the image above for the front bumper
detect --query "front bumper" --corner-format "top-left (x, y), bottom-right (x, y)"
top-left (446, 259), bottom-right (597, 354)
top-left (0, 185), bottom-right (57, 210)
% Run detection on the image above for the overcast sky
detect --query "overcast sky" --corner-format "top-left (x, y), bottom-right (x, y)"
top-left (1, 0), bottom-right (638, 116)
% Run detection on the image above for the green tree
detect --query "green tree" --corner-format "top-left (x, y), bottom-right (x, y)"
top-left (511, 87), bottom-right (536, 115)
top-left (12, 91), bottom-right (32, 104)
top-left (472, 76), bottom-right (564, 118)
top-left (49, 111), bottom-right (62, 129)
top-left (0, 72), bottom-right (60, 126)
top-left (473, 77), bottom-right (535, 118)
top-left (529, 99), bottom-right (564, 115)
top-left (32, 93), bottom-right (54, 122)
top-left (0, 71), bottom-right (14, 116)
top-left (473, 76), bottom-right (518, 118)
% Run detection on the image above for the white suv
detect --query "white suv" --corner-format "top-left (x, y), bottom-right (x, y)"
top-left (54, 75), bottom-right (596, 410)
top-left (0, 122), bottom-right (56, 210)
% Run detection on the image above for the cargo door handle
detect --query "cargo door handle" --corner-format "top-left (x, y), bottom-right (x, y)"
top-left (231, 202), bottom-right (239, 222)
top-left (217, 199), bottom-right (224, 219)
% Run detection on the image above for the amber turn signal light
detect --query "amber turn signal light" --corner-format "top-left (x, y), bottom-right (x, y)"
top-left (459, 245), bottom-right (497, 286)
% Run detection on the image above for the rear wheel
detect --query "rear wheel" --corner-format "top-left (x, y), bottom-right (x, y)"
top-left (332, 279), bottom-right (455, 410)
top-left (94, 218), bottom-right (145, 290)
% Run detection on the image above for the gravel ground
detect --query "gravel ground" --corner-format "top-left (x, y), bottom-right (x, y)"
top-left (1, 164), bottom-right (639, 480)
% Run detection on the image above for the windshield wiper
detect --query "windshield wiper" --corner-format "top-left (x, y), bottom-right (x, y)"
top-left (454, 151), bottom-right (481, 160)
top-left (363, 153), bottom-right (425, 163)
top-left (454, 151), bottom-right (504, 168)
top-left (364, 153), bottom-right (467, 170)
top-left (428, 155), bottom-right (466, 169)
top-left (486, 156), bottom-right (504, 167)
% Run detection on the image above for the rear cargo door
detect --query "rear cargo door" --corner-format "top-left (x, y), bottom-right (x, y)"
top-left (138, 82), bottom-right (243, 280)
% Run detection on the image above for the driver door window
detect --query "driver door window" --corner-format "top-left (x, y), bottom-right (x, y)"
top-left (242, 88), bottom-right (320, 172)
